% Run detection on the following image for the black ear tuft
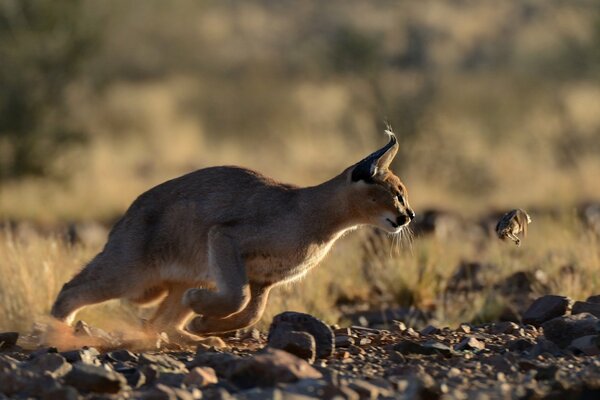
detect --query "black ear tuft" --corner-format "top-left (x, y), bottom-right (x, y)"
top-left (351, 133), bottom-right (397, 183)
top-left (351, 162), bottom-right (375, 183)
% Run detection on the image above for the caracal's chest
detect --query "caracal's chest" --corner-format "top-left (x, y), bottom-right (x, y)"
top-left (243, 238), bottom-right (339, 285)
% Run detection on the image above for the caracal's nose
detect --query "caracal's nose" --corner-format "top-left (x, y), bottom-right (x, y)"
top-left (407, 208), bottom-right (416, 220)
top-left (397, 215), bottom-right (409, 226)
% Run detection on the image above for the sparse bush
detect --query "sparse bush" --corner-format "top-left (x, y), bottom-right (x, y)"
top-left (0, 0), bottom-right (98, 180)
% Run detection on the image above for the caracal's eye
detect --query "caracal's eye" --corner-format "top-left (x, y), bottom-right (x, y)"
top-left (397, 194), bottom-right (405, 205)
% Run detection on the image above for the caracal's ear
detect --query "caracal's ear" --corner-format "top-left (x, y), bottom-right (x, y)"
top-left (350, 130), bottom-right (399, 182)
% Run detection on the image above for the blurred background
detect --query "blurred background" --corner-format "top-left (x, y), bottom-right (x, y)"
top-left (1, 0), bottom-right (600, 334)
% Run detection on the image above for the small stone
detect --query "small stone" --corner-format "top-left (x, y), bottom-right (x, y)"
top-left (507, 338), bottom-right (535, 353)
top-left (184, 366), bottom-right (218, 387)
top-left (457, 324), bottom-right (471, 334)
top-left (572, 301), bottom-right (600, 318)
top-left (393, 340), bottom-right (454, 357)
top-left (118, 367), bottom-right (146, 388)
top-left (448, 367), bottom-right (461, 378)
top-left (490, 321), bottom-right (520, 335)
top-left (348, 379), bottom-right (393, 399)
top-left (586, 295), bottom-right (600, 304)
top-left (138, 353), bottom-right (187, 373)
top-left (420, 325), bottom-right (440, 335)
top-left (73, 320), bottom-right (117, 346)
top-left (140, 383), bottom-right (196, 400)
top-left (27, 353), bottom-right (72, 378)
top-left (541, 313), bottom-right (599, 348)
top-left (268, 312), bottom-right (334, 359)
top-left (404, 328), bottom-right (420, 338)
top-left (482, 355), bottom-right (515, 374)
top-left (334, 335), bottom-right (354, 347)
top-left (61, 347), bottom-right (100, 365)
top-left (64, 362), bottom-right (126, 393)
top-left (105, 349), bottom-right (138, 363)
top-left (522, 295), bottom-right (572, 326)
top-left (229, 348), bottom-right (322, 389)
top-left (395, 321), bottom-right (407, 331)
top-left (41, 386), bottom-right (79, 400)
top-left (359, 337), bottom-right (372, 346)
top-left (268, 329), bottom-right (316, 363)
top-left (454, 336), bottom-right (485, 351)
top-left (188, 351), bottom-right (240, 377)
top-left (568, 335), bottom-right (600, 356)
top-left (529, 338), bottom-right (563, 357)
top-left (0, 332), bottom-right (19, 350)
top-left (197, 336), bottom-right (227, 349)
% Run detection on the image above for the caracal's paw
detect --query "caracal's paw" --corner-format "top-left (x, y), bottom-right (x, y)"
top-left (183, 288), bottom-right (249, 318)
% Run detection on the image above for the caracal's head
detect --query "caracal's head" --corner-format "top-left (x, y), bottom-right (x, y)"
top-left (345, 130), bottom-right (415, 234)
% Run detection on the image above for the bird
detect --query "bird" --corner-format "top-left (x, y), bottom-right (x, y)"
top-left (495, 209), bottom-right (532, 246)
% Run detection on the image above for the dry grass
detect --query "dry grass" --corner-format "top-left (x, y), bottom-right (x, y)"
top-left (1, 213), bottom-right (598, 337)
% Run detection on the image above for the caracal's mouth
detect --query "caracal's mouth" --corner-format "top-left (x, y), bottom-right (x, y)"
top-left (386, 218), bottom-right (399, 229)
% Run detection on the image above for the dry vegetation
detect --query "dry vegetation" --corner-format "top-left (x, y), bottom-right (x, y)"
top-left (1, 0), bottom-right (600, 337)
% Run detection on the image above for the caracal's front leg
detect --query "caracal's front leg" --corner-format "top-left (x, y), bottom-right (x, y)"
top-left (182, 227), bottom-right (250, 318)
top-left (186, 283), bottom-right (272, 334)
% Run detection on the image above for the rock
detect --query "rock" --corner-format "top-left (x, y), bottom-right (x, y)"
top-left (184, 366), bottom-right (218, 387)
top-left (156, 371), bottom-right (186, 387)
top-left (268, 312), bottom-right (334, 359)
top-left (529, 338), bottom-right (563, 357)
top-left (507, 338), bottom-right (535, 353)
top-left (489, 321), bottom-right (520, 334)
top-left (138, 353), bottom-right (187, 373)
top-left (117, 366), bottom-right (146, 388)
top-left (586, 295), bottom-right (600, 304)
top-left (268, 329), bottom-right (316, 363)
top-left (522, 295), bottom-right (571, 326)
top-left (197, 336), bottom-right (227, 349)
top-left (41, 386), bottom-right (80, 400)
top-left (283, 378), bottom-right (329, 398)
top-left (393, 340), bottom-right (454, 357)
top-left (572, 301), bottom-right (600, 318)
top-left (64, 362), bottom-right (126, 393)
top-left (61, 347), bottom-right (100, 364)
top-left (568, 335), bottom-right (600, 356)
top-left (0, 367), bottom-right (37, 396)
top-left (454, 337), bottom-right (485, 351)
top-left (420, 325), bottom-right (440, 335)
top-left (137, 383), bottom-right (196, 400)
top-left (334, 335), bottom-right (354, 348)
top-left (73, 320), bottom-right (118, 347)
top-left (348, 378), bottom-right (394, 399)
top-left (541, 313), bottom-right (599, 348)
top-left (229, 348), bottom-right (322, 389)
top-left (457, 324), bottom-right (471, 334)
top-left (239, 387), bottom-right (315, 400)
top-left (188, 351), bottom-right (241, 377)
top-left (105, 349), bottom-right (138, 363)
top-left (0, 332), bottom-right (19, 350)
top-left (27, 353), bottom-right (72, 378)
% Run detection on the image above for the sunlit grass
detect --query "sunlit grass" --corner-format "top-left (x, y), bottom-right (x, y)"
top-left (1, 214), bottom-right (598, 335)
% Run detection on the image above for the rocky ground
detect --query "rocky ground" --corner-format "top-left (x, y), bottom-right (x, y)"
top-left (2, 296), bottom-right (600, 399)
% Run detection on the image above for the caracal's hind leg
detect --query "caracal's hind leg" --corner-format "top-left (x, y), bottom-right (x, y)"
top-left (51, 252), bottom-right (139, 325)
top-left (146, 283), bottom-right (200, 344)
top-left (187, 283), bottom-right (272, 335)
top-left (183, 227), bottom-right (250, 318)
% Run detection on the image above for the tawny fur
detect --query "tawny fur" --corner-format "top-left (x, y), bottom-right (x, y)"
top-left (51, 133), bottom-right (414, 342)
